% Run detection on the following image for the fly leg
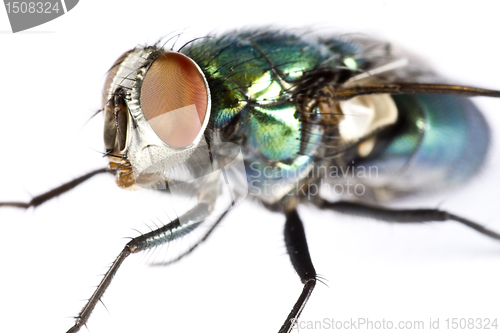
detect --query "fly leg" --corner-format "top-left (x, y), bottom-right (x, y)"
top-left (279, 209), bottom-right (317, 333)
top-left (150, 209), bottom-right (229, 266)
top-left (65, 203), bottom-right (212, 333)
top-left (0, 168), bottom-right (110, 209)
top-left (320, 200), bottom-right (500, 241)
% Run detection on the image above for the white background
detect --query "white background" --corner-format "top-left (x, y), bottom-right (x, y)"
top-left (1, 1), bottom-right (500, 333)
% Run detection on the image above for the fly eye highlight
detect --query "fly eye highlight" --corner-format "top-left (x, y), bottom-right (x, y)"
top-left (140, 52), bottom-right (208, 148)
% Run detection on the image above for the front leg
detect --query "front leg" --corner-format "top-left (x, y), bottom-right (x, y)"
top-left (65, 203), bottom-right (212, 333)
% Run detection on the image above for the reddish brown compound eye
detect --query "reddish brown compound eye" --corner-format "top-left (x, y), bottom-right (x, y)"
top-left (141, 52), bottom-right (208, 148)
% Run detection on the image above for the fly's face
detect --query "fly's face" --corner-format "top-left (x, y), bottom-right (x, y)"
top-left (102, 47), bottom-right (211, 189)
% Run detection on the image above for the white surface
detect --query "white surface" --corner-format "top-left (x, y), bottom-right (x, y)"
top-left (1, 1), bottom-right (500, 333)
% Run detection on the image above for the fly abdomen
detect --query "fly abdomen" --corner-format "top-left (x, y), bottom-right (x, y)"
top-left (356, 94), bottom-right (490, 194)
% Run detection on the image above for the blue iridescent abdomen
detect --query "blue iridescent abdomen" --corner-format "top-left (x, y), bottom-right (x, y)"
top-left (356, 94), bottom-right (490, 193)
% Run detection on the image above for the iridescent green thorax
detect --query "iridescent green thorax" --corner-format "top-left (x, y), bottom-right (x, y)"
top-left (184, 31), bottom-right (365, 160)
top-left (181, 31), bottom-right (379, 202)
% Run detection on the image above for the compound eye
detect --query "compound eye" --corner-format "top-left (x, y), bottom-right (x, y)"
top-left (141, 52), bottom-right (208, 148)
